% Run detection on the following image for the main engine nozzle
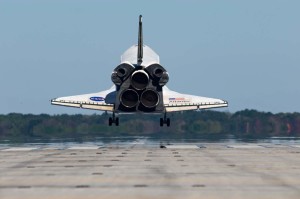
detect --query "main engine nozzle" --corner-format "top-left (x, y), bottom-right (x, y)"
top-left (131, 70), bottom-right (149, 90)
top-left (120, 89), bottom-right (139, 108)
top-left (140, 89), bottom-right (159, 108)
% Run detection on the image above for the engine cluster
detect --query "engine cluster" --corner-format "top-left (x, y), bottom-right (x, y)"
top-left (111, 62), bottom-right (169, 112)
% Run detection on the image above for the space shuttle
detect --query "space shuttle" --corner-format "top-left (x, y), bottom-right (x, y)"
top-left (51, 15), bottom-right (228, 126)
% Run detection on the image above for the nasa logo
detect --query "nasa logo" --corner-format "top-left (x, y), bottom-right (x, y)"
top-left (90, 97), bottom-right (105, 102)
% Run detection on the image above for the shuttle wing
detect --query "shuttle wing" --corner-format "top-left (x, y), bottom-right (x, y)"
top-left (51, 86), bottom-right (115, 112)
top-left (163, 87), bottom-right (228, 112)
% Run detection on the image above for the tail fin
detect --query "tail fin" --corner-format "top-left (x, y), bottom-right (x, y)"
top-left (137, 15), bottom-right (143, 65)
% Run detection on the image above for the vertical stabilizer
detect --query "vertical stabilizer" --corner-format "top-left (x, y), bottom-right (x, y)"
top-left (137, 15), bottom-right (143, 65)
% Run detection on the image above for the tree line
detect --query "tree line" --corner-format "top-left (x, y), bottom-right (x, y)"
top-left (0, 109), bottom-right (300, 141)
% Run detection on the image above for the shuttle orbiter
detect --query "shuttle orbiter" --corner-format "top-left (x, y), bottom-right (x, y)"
top-left (51, 15), bottom-right (228, 126)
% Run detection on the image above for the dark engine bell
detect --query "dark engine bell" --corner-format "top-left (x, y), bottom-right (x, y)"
top-left (140, 89), bottom-right (159, 108)
top-left (153, 67), bottom-right (163, 78)
top-left (145, 63), bottom-right (169, 86)
top-left (120, 89), bottom-right (139, 108)
top-left (117, 67), bottom-right (127, 77)
top-left (131, 70), bottom-right (149, 90)
top-left (111, 72), bottom-right (122, 85)
top-left (159, 72), bottom-right (169, 86)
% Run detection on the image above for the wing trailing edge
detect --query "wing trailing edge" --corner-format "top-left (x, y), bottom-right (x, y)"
top-left (51, 99), bottom-right (114, 112)
top-left (165, 102), bottom-right (228, 112)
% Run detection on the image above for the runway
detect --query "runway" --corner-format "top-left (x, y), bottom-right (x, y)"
top-left (0, 143), bottom-right (300, 199)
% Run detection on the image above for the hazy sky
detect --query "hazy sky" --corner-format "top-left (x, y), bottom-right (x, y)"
top-left (0, 0), bottom-right (299, 114)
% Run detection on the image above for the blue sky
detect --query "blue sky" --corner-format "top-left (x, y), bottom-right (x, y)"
top-left (0, 0), bottom-right (299, 114)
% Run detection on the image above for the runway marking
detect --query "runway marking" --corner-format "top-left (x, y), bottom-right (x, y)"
top-left (42, 147), bottom-right (60, 150)
top-left (290, 145), bottom-right (300, 148)
top-left (68, 146), bottom-right (101, 150)
top-left (227, 145), bottom-right (264, 149)
top-left (163, 145), bottom-right (199, 149)
top-left (1, 147), bottom-right (38, 151)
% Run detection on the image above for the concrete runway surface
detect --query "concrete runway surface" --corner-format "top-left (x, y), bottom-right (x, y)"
top-left (0, 143), bottom-right (300, 199)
